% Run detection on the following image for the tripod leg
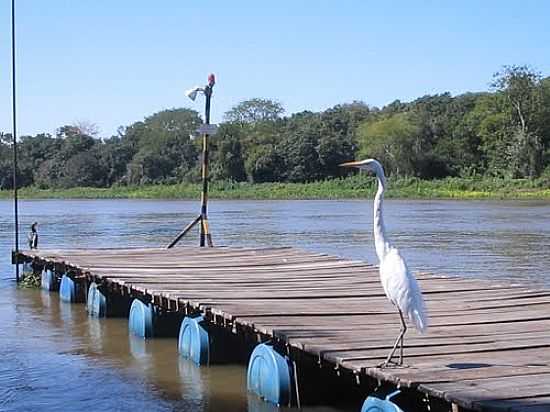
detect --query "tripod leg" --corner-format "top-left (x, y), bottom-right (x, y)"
top-left (166, 215), bottom-right (201, 249)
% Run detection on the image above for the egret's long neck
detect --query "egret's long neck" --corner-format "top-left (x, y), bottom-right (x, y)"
top-left (373, 168), bottom-right (389, 262)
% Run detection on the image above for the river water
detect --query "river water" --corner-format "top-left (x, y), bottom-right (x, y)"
top-left (1, 199), bottom-right (550, 412)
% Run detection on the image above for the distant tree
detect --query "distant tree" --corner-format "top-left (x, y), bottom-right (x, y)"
top-left (0, 132), bottom-right (11, 145)
top-left (212, 124), bottom-right (247, 181)
top-left (73, 120), bottom-right (100, 137)
top-left (123, 108), bottom-right (201, 184)
top-left (280, 132), bottom-right (321, 182)
top-left (381, 99), bottom-right (407, 115)
top-left (0, 133), bottom-right (12, 189)
top-left (62, 151), bottom-right (106, 187)
top-left (356, 113), bottom-right (422, 176)
top-left (56, 125), bottom-right (96, 159)
top-left (492, 65), bottom-right (545, 177)
top-left (97, 137), bottom-right (134, 185)
top-left (317, 134), bottom-right (355, 178)
top-left (321, 101), bottom-right (372, 137)
top-left (540, 77), bottom-right (550, 170)
top-left (423, 93), bottom-right (486, 176)
top-left (245, 144), bottom-right (285, 183)
top-left (224, 98), bottom-right (284, 125)
top-left (316, 102), bottom-right (368, 178)
top-left (34, 158), bottom-right (63, 188)
top-left (445, 93), bottom-right (490, 176)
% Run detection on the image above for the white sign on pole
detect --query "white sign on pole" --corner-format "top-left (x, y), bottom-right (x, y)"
top-left (196, 124), bottom-right (218, 135)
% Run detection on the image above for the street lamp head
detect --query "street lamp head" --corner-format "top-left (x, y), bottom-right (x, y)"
top-left (185, 86), bottom-right (203, 102)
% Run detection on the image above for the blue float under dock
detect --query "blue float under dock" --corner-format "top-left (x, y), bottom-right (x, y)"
top-left (41, 269), bottom-right (58, 291)
top-left (178, 315), bottom-right (210, 365)
top-left (59, 274), bottom-right (83, 302)
top-left (87, 282), bottom-right (107, 317)
top-left (129, 299), bottom-right (155, 338)
top-left (247, 343), bottom-right (293, 406)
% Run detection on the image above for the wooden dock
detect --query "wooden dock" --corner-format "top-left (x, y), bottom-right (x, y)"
top-left (16, 246), bottom-right (550, 412)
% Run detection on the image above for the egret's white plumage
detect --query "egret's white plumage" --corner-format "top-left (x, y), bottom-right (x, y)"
top-left (379, 248), bottom-right (428, 333)
top-left (340, 158), bottom-right (428, 366)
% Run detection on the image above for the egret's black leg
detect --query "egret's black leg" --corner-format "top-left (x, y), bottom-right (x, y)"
top-left (379, 308), bottom-right (407, 368)
top-left (398, 309), bottom-right (407, 365)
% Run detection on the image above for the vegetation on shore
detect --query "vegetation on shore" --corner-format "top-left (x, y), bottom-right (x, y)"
top-left (2, 174), bottom-right (549, 200)
top-left (1, 65), bottom-right (549, 197)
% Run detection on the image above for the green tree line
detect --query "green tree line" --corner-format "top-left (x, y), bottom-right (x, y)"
top-left (1, 65), bottom-right (550, 190)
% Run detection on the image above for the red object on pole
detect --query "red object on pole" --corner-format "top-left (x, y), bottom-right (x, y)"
top-left (208, 73), bottom-right (216, 87)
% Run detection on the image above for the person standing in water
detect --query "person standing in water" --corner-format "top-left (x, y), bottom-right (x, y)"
top-left (28, 222), bottom-right (38, 249)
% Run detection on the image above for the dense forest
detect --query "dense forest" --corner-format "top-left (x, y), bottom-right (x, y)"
top-left (1, 65), bottom-right (550, 191)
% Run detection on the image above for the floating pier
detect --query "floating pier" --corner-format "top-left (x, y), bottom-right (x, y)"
top-left (14, 246), bottom-right (550, 412)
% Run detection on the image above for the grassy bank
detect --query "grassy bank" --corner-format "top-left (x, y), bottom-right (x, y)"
top-left (1, 175), bottom-right (550, 200)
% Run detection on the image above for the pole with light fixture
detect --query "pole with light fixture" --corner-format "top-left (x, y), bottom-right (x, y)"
top-left (167, 74), bottom-right (216, 248)
top-left (11, 0), bottom-right (20, 281)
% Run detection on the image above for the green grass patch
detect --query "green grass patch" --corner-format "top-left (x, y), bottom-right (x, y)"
top-left (1, 175), bottom-right (550, 200)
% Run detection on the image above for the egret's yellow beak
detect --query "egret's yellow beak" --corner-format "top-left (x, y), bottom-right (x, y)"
top-left (339, 160), bottom-right (363, 168)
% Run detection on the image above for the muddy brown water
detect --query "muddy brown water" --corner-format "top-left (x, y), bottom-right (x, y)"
top-left (1, 199), bottom-right (550, 411)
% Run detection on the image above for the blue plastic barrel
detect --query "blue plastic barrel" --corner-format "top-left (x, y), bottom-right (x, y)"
top-left (87, 282), bottom-right (107, 317)
top-left (41, 269), bottom-right (58, 291)
top-left (178, 316), bottom-right (210, 365)
top-left (361, 391), bottom-right (404, 412)
top-left (247, 343), bottom-right (293, 406)
top-left (59, 275), bottom-right (79, 302)
top-left (129, 299), bottom-right (155, 338)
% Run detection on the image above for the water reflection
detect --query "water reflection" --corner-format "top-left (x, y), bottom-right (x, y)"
top-left (1, 199), bottom-right (550, 411)
top-left (178, 358), bottom-right (206, 406)
top-left (39, 289), bottom-right (54, 308)
top-left (128, 335), bottom-right (152, 368)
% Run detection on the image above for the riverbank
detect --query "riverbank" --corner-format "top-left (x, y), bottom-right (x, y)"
top-left (1, 175), bottom-right (550, 200)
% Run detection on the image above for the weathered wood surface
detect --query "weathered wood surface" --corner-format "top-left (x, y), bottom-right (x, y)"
top-left (20, 246), bottom-right (550, 412)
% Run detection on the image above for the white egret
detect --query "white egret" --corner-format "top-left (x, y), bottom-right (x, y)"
top-left (340, 159), bottom-right (428, 367)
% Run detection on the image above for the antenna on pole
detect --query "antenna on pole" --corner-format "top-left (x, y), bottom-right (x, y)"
top-left (11, 0), bottom-right (20, 282)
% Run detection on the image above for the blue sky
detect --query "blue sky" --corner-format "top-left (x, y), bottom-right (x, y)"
top-left (1, 1), bottom-right (549, 137)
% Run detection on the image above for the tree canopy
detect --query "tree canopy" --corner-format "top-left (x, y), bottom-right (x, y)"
top-left (1, 66), bottom-right (550, 190)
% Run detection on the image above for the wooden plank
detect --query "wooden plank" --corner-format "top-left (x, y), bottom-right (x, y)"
top-left (419, 374), bottom-right (550, 410)
top-left (476, 397), bottom-right (550, 412)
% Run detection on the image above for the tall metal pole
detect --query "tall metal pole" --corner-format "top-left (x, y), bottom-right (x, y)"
top-left (199, 81), bottom-right (213, 247)
top-left (11, 0), bottom-right (20, 282)
top-left (166, 73), bottom-right (215, 249)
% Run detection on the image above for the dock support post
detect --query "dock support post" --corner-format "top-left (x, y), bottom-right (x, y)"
top-left (292, 359), bottom-right (301, 409)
